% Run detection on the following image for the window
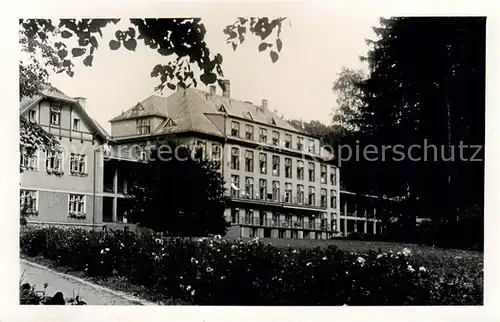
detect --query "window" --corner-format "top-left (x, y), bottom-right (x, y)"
top-left (136, 118), bottom-right (150, 134)
top-left (297, 160), bottom-right (304, 180)
top-left (272, 213), bottom-right (279, 226)
top-left (285, 214), bottom-right (292, 227)
top-left (73, 118), bottom-right (80, 131)
top-left (272, 155), bottom-right (280, 176)
top-left (308, 139), bottom-right (315, 153)
top-left (245, 125), bottom-right (254, 140)
top-left (272, 131), bottom-right (280, 146)
top-left (285, 158), bottom-right (292, 178)
top-left (331, 217), bottom-right (337, 232)
top-left (320, 188), bottom-right (327, 208)
top-left (285, 183), bottom-right (292, 203)
top-left (308, 187), bottom-right (316, 206)
top-left (297, 185), bottom-right (304, 204)
top-left (330, 190), bottom-right (337, 208)
top-left (330, 166), bottom-right (337, 185)
top-left (279, 229), bottom-right (286, 238)
top-left (46, 150), bottom-right (64, 174)
top-left (308, 162), bottom-right (315, 182)
top-left (272, 181), bottom-right (280, 201)
top-left (50, 106), bottom-right (61, 125)
top-left (231, 147), bottom-right (240, 170)
top-left (245, 150), bottom-right (254, 172)
top-left (69, 194), bottom-right (85, 215)
top-left (245, 209), bottom-right (254, 225)
top-left (230, 175), bottom-right (240, 197)
top-left (320, 165), bottom-right (327, 184)
top-left (231, 208), bottom-right (239, 224)
top-left (211, 144), bottom-right (221, 166)
top-left (259, 179), bottom-right (267, 200)
top-left (284, 134), bottom-right (292, 148)
top-left (298, 216), bottom-right (304, 228)
top-left (70, 153), bottom-right (87, 175)
top-left (231, 121), bottom-right (240, 137)
top-left (28, 109), bottom-right (37, 122)
top-left (297, 137), bottom-right (304, 151)
top-left (20, 149), bottom-right (39, 171)
top-left (20, 190), bottom-right (38, 214)
top-left (244, 177), bottom-right (254, 198)
top-left (196, 140), bottom-right (206, 159)
top-left (259, 153), bottom-right (267, 174)
top-left (259, 128), bottom-right (268, 143)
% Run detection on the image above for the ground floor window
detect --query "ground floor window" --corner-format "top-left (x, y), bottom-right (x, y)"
top-left (20, 190), bottom-right (38, 214)
top-left (367, 221), bottom-right (374, 234)
top-left (264, 228), bottom-right (271, 238)
top-left (68, 194), bottom-right (86, 218)
top-left (231, 208), bottom-right (239, 224)
top-left (279, 229), bottom-right (286, 238)
top-left (303, 231), bottom-right (310, 239)
top-left (291, 230), bottom-right (298, 239)
top-left (340, 218), bottom-right (345, 234)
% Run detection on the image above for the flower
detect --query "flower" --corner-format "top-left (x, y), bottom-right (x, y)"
top-left (186, 285), bottom-right (192, 291)
top-left (306, 262), bottom-right (312, 267)
top-left (206, 266), bottom-right (214, 273)
top-left (407, 265), bottom-right (415, 272)
top-left (322, 256), bottom-right (327, 260)
top-left (191, 289), bottom-right (196, 296)
top-left (419, 266), bottom-right (427, 272)
top-left (191, 257), bottom-right (199, 264)
top-left (356, 256), bottom-right (366, 266)
top-left (376, 254), bottom-right (384, 259)
top-left (221, 276), bottom-right (226, 280)
top-left (401, 247), bottom-right (412, 256)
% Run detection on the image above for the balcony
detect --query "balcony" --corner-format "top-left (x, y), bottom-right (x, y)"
top-left (237, 217), bottom-right (332, 232)
top-left (230, 192), bottom-right (327, 210)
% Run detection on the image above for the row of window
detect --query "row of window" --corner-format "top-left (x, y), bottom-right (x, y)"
top-left (28, 106), bottom-right (81, 131)
top-left (231, 121), bottom-right (316, 153)
top-left (20, 190), bottom-right (86, 217)
top-left (230, 208), bottom-right (334, 232)
top-left (21, 150), bottom-right (87, 175)
top-left (230, 175), bottom-right (337, 208)
top-left (230, 147), bottom-right (337, 184)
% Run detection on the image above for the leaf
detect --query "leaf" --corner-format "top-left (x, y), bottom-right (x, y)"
top-left (232, 43), bottom-right (237, 51)
top-left (71, 48), bottom-right (86, 57)
top-left (83, 55), bottom-right (94, 67)
top-left (89, 36), bottom-right (98, 49)
top-left (57, 49), bottom-right (68, 59)
top-left (167, 83), bottom-right (176, 91)
top-left (276, 38), bottom-right (283, 52)
top-left (200, 72), bottom-right (217, 85)
top-left (124, 38), bottom-right (137, 51)
top-left (128, 27), bottom-right (136, 38)
top-left (109, 40), bottom-right (121, 50)
top-left (270, 50), bottom-right (279, 63)
top-left (158, 47), bottom-right (173, 56)
top-left (151, 64), bottom-right (163, 77)
top-left (61, 30), bottom-right (72, 39)
top-left (214, 54), bottom-right (223, 64)
top-left (258, 42), bottom-right (270, 52)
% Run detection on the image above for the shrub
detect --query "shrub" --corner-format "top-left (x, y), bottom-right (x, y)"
top-left (20, 227), bottom-right (483, 305)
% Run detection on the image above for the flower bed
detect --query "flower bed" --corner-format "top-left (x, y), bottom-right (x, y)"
top-left (19, 226), bottom-right (483, 305)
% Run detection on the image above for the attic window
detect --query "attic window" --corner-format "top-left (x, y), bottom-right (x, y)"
top-left (244, 112), bottom-right (253, 120)
top-left (132, 103), bottom-right (145, 113)
top-left (165, 118), bottom-right (176, 127)
top-left (218, 105), bottom-right (227, 113)
top-left (269, 117), bottom-right (276, 125)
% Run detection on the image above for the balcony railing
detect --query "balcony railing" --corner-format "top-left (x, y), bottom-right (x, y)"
top-left (230, 192), bottom-right (327, 210)
top-left (234, 217), bottom-right (332, 231)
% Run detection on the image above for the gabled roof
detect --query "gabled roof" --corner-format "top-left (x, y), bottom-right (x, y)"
top-left (19, 85), bottom-right (108, 141)
top-left (110, 95), bottom-right (169, 122)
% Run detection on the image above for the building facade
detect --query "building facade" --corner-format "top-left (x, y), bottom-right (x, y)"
top-left (19, 82), bottom-right (382, 239)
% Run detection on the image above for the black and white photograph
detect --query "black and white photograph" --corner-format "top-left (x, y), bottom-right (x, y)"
top-left (1, 1), bottom-right (497, 320)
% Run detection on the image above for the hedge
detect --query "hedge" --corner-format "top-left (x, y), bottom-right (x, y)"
top-left (20, 226), bottom-right (482, 305)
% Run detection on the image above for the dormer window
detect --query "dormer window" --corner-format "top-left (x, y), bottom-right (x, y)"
top-left (50, 106), bottom-right (61, 126)
top-left (308, 139), bottom-right (315, 154)
top-left (272, 131), bottom-right (280, 146)
top-left (136, 118), bottom-right (150, 135)
top-left (73, 118), bottom-right (80, 131)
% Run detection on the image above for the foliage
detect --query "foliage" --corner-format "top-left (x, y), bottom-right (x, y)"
top-left (20, 226), bottom-right (483, 305)
top-left (331, 67), bottom-right (365, 132)
top-left (125, 140), bottom-right (230, 237)
top-left (19, 18), bottom-right (288, 95)
top-left (19, 281), bottom-right (87, 305)
top-left (356, 17), bottom-right (485, 223)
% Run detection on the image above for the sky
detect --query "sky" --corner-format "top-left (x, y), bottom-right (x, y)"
top-left (47, 9), bottom-right (379, 133)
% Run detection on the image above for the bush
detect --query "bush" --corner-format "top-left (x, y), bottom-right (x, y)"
top-left (19, 226), bottom-right (483, 305)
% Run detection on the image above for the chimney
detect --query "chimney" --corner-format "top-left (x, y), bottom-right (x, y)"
top-left (222, 79), bottom-right (231, 98)
top-left (209, 85), bottom-right (216, 96)
top-left (74, 97), bottom-right (87, 110)
top-left (261, 99), bottom-right (268, 110)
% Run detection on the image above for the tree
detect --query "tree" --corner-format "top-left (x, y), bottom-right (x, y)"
top-left (125, 140), bottom-right (230, 237)
top-left (358, 17), bottom-right (485, 226)
top-left (332, 67), bottom-right (365, 132)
